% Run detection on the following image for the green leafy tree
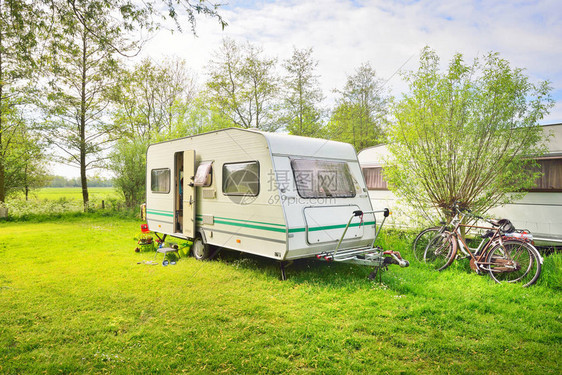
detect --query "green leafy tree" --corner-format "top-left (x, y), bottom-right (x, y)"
top-left (43, 1), bottom-right (139, 211)
top-left (280, 47), bottom-right (324, 137)
top-left (1, 0), bottom-right (225, 203)
top-left (327, 62), bottom-right (389, 151)
top-left (109, 57), bottom-right (200, 203)
top-left (0, 110), bottom-right (49, 199)
top-left (205, 38), bottom-right (280, 131)
top-left (110, 138), bottom-right (147, 208)
top-left (0, 0), bottom-right (45, 202)
top-left (158, 97), bottom-right (232, 141)
top-left (111, 57), bottom-right (197, 140)
top-left (16, 129), bottom-right (50, 200)
top-left (384, 47), bottom-right (554, 219)
top-left (58, 0), bottom-right (226, 44)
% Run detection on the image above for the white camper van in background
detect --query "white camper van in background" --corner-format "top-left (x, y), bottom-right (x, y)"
top-left (144, 128), bottom-right (408, 276)
top-left (357, 123), bottom-right (562, 248)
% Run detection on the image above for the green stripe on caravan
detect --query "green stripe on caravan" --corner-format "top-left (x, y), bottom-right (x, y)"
top-left (214, 216), bottom-right (285, 227)
top-left (147, 210), bottom-right (174, 217)
top-left (195, 215), bottom-right (375, 234)
top-left (288, 221), bottom-right (375, 233)
top-left (214, 219), bottom-right (286, 233)
top-left (308, 221), bottom-right (376, 232)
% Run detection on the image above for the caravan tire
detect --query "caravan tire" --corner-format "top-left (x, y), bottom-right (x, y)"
top-left (192, 237), bottom-right (211, 261)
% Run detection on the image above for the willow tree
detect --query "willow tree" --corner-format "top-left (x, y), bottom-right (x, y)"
top-left (384, 47), bottom-right (554, 220)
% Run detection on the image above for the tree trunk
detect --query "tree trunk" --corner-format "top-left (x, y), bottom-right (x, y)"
top-left (24, 164), bottom-right (29, 201)
top-left (0, 161), bottom-right (5, 203)
top-left (0, 122), bottom-right (4, 202)
top-left (0, 25), bottom-right (5, 203)
top-left (80, 30), bottom-right (89, 212)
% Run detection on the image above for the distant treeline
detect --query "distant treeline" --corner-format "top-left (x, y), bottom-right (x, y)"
top-left (49, 176), bottom-right (113, 188)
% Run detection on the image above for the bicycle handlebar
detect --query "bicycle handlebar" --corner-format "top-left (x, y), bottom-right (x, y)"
top-left (450, 202), bottom-right (498, 226)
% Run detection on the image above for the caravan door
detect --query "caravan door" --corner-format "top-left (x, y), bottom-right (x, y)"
top-left (183, 150), bottom-right (196, 238)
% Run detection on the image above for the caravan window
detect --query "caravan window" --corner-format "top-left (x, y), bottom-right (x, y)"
top-left (362, 167), bottom-right (388, 190)
top-left (223, 162), bottom-right (260, 196)
top-left (194, 161), bottom-right (213, 187)
top-left (151, 168), bottom-right (170, 193)
top-left (528, 158), bottom-right (562, 191)
top-left (291, 159), bottom-right (356, 198)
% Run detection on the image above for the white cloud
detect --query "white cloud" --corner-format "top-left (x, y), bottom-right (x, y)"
top-left (143, 5), bottom-right (553, 116)
top-left (138, 0), bottom-right (562, 124)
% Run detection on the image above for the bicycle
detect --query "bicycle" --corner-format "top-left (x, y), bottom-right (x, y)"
top-left (412, 205), bottom-right (470, 265)
top-left (413, 203), bottom-right (543, 287)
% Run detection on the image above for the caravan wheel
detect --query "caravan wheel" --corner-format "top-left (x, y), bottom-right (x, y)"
top-left (192, 237), bottom-right (211, 260)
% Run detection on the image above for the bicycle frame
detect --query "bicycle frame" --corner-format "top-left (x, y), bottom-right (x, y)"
top-left (450, 223), bottom-right (505, 273)
top-left (438, 209), bottom-right (498, 259)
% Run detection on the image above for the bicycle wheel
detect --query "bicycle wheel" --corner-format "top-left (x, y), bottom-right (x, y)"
top-left (486, 240), bottom-right (541, 287)
top-left (413, 226), bottom-right (444, 262)
top-left (423, 232), bottom-right (457, 271)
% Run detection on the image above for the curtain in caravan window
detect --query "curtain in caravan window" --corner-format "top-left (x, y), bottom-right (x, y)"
top-left (291, 159), bottom-right (355, 198)
top-left (362, 167), bottom-right (388, 190)
top-left (530, 158), bottom-right (562, 191)
top-left (194, 161), bottom-right (213, 187)
top-left (151, 169), bottom-right (170, 193)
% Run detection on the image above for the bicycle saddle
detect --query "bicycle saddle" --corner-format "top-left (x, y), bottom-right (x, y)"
top-left (490, 218), bottom-right (516, 233)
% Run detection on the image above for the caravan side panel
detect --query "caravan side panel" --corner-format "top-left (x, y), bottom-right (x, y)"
top-left (146, 145), bottom-right (176, 235)
top-left (146, 129), bottom-right (288, 260)
top-left (192, 130), bottom-right (287, 260)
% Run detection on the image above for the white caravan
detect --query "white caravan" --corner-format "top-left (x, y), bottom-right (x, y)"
top-left (145, 128), bottom-right (408, 275)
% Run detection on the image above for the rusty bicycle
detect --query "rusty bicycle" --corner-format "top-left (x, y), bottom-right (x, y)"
top-left (414, 203), bottom-right (542, 287)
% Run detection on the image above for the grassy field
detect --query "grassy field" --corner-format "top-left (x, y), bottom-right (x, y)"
top-left (4, 187), bottom-right (123, 217)
top-left (0, 215), bottom-right (560, 374)
top-left (34, 187), bottom-right (121, 201)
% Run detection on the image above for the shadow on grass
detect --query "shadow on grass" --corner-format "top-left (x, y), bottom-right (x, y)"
top-left (211, 247), bottom-right (410, 291)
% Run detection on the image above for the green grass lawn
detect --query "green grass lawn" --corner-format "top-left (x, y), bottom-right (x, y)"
top-left (0, 216), bottom-right (560, 374)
